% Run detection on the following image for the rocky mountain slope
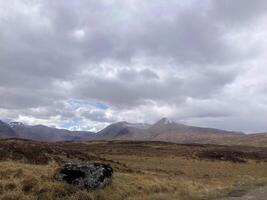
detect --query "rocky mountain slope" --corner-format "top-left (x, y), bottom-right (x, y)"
top-left (95, 121), bottom-right (151, 140)
top-left (95, 118), bottom-right (245, 143)
top-left (95, 118), bottom-right (267, 147)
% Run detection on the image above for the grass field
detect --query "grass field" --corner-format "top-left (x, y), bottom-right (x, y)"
top-left (0, 139), bottom-right (267, 200)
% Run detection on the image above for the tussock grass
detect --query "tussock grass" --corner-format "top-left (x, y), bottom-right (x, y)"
top-left (0, 157), bottom-right (267, 200)
top-left (1, 140), bottom-right (267, 199)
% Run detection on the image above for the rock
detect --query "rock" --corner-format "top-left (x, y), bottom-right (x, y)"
top-left (55, 163), bottom-right (113, 191)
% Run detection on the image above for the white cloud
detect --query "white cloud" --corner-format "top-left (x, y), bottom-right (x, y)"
top-left (73, 29), bottom-right (85, 40)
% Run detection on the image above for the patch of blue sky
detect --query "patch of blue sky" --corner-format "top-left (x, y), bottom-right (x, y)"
top-left (67, 99), bottom-right (85, 109)
top-left (62, 117), bottom-right (83, 130)
top-left (67, 99), bottom-right (108, 110)
top-left (95, 102), bottom-right (108, 110)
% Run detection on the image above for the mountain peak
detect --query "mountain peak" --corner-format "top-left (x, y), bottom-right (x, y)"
top-left (151, 118), bottom-right (187, 132)
top-left (156, 118), bottom-right (175, 125)
top-left (9, 121), bottom-right (26, 128)
top-left (116, 121), bottom-right (151, 129)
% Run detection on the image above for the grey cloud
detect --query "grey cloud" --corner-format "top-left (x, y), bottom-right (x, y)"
top-left (72, 72), bottom-right (185, 107)
top-left (117, 68), bottom-right (159, 81)
top-left (182, 67), bottom-right (239, 98)
top-left (38, 0), bottom-right (247, 64)
top-left (0, 0), bottom-right (266, 132)
top-left (139, 69), bottom-right (159, 80)
top-left (71, 64), bottom-right (237, 109)
top-left (79, 109), bottom-right (113, 123)
top-left (212, 0), bottom-right (267, 25)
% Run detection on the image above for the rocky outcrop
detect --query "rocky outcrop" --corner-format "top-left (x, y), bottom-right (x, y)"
top-left (55, 163), bottom-right (113, 191)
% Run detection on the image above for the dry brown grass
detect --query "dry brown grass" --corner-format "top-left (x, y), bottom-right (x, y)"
top-left (0, 158), bottom-right (267, 200)
top-left (0, 139), bottom-right (267, 200)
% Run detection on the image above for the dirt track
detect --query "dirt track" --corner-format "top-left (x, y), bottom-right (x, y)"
top-left (217, 185), bottom-right (267, 200)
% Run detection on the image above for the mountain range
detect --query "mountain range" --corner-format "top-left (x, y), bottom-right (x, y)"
top-left (5, 121), bottom-right (94, 141)
top-left (1, 118), bottom-right (267, 147)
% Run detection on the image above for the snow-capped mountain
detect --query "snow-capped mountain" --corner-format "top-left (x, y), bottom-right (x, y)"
top-left (0, 120), bottom-right (17, 138)
top-left (9, 122), bottom-right (27, 131)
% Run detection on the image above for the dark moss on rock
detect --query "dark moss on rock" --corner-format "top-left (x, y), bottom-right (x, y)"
top-left (55, 163), bottom-right (113, 191)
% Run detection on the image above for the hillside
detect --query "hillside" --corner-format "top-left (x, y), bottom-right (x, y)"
top-left (95, 118), bottom-right (252, 145)
top-left (219, 132), bottom-right (267, 147)
top-left (95, 121), bottom-right (151, 140)
top-left (0, 139), bottom-right (267, 200)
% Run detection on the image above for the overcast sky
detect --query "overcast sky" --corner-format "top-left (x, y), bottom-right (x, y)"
top-left (0, 0), bottom-right (267, 132)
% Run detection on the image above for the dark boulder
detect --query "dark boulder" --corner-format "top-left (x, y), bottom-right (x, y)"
top-left (55, 163), bottom-right (113, 191)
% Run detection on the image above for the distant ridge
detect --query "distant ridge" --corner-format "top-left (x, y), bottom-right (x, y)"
top-left (0, 121), bottom-right (94, 141)
top-left (0, 118), bottom-right (267, 147)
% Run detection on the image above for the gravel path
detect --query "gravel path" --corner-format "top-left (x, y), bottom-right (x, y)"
top-left (216, 185), bottom-right (267, 200)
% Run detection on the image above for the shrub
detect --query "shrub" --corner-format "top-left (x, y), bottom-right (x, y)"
top-left (22, 178), bottom-right (38, 193)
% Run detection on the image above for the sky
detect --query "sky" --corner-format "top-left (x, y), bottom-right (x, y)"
top-left (0, 0), bottom-right (267, 133)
